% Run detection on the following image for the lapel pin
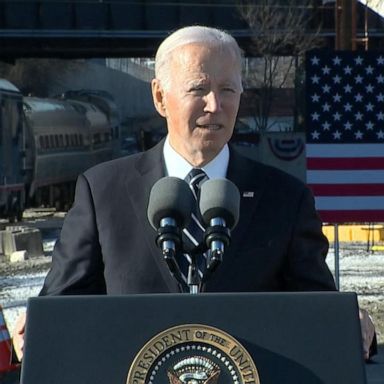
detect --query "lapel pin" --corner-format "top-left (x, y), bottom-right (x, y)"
top-left (243, 191), bottom-right (254, 198)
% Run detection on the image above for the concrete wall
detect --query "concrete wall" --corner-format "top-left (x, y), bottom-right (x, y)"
top-left (0, 226), bottom-right (43, 259)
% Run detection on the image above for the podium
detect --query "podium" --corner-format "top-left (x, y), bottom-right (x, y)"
top-left (21, 292), bottom-right (367, 384)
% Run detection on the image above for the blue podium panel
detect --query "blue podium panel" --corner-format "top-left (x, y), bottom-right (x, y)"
top-left (21, 292), bottom-right (366, 384)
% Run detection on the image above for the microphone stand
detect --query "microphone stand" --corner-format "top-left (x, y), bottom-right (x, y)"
top-left (202, 217), bottom-right (230, 284)
top-left (187, 255), bottom-right (200, 294)
top-left (156, 218), bottom-right (185, 287)
top-left (156, 219), bottom-right (231, 294)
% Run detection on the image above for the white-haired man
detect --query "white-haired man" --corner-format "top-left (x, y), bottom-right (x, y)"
top-left (13, 25), bottom-right (375, 360)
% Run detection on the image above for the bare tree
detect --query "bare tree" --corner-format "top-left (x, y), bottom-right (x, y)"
top-left (238, 0), bottom-right (323, 132)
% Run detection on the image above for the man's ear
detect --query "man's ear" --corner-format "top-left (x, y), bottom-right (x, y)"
top-left (151, 79), bottom-right (166, 117)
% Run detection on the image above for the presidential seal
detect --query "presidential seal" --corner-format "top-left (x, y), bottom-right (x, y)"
top-left (126, 324), bottom-right (260, 384)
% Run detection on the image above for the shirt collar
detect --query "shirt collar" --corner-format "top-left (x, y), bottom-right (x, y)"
top-left (163, 135), bottom-right (229, 180)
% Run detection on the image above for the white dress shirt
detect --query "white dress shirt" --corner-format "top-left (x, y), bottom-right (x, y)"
top-left (163, 135), bottom-right (229, 180)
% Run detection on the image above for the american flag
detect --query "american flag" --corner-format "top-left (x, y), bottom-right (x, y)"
top-left (305, 50), bottom-right (384, 223)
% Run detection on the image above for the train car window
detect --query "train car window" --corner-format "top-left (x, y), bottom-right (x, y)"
top-left (65, 134), bottom-right (69, 147)
top-left (59, 134), bottom-right (64, 147)
top-left (73, 134), bottom-right (79, 146)
top-left (44, 135), bottom-right (49, 149)
top-left (49, 135), bottom-right (55, 148)
top-left (54, 135), bottom-right (59, 148)
top-left (104, 132), bottom-right (110, 142)
top-left (79, 134), bottom-right (84, 146)
top-left (39, 136), bottom-right (44, 149)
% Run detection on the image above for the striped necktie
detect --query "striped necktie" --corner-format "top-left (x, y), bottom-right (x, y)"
top-left (181, 168), bottom-right (209, 282)
top-left (186, 168), bottom-right (209, 201)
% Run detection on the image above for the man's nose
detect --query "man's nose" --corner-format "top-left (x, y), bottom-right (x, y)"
top-left (204, 91), bottom-right (222, 113)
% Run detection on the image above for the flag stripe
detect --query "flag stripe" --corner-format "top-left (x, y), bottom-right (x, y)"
top-left (319, 210), bottom-right (384, 223)
top-left (306, 144), bottom-right (384, 158)
top-left (309, 184), bottom-right (384, 196)
top-left (307, 157), bottom-right (384, 170)
top-left (314, 196), bottom-right (384, 210)
top-left (307, 170), bottom-right (384, 184)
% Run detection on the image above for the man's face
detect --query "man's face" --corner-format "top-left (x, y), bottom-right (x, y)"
top-left (154, 43), bottom-right (242, 165)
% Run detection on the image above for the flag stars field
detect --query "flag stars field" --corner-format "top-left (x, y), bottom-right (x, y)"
top-left (305, 50), bottom-right (384, 222)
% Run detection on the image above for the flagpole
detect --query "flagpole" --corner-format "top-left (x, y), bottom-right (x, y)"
top-left (334, 223), bottom-right (340, 290)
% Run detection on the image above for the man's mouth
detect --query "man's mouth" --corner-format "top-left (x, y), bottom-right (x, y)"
top-left (196, 124), bottom-right (222, 130)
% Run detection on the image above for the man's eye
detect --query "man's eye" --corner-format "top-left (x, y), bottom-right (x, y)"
top-left (223, 87), bottom-right (236, 93)
top-left (190, 87), bottom-right (205, 92)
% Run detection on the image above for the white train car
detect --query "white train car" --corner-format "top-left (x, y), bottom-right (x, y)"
top-left (0, 79), bottom-right (120, 219)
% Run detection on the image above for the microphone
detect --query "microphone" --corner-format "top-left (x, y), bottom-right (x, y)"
top-left (147, 177), bottom-right (194, 282)
top-left (199, 178), bottom-right (240, 275)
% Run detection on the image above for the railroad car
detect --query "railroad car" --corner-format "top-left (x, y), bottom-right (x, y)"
top-left (0, 79), bottom-right (120, 221)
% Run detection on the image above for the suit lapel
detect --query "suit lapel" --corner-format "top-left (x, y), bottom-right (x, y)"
top-left (202, 147), bottom-right (270, 291)
top-left (126, 140), bottom-right (182, 292)
top-left (223, 147), bottom-right (269, 257)
top-left (124, 142), bottom-right (270, 292)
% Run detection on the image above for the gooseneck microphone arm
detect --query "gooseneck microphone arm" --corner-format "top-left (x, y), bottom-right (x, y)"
top-left (155, 217), bottom-right (185, 287)
top-left (148, 177), bottom-right (240, 292)
top-left (204, 217), bottom-right (231, 274)
top-left (199, 179), bottom-right (240, 284)
top-left (147, 177), bottom-right (195, 292)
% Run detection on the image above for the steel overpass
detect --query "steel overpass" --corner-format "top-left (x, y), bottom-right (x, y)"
top-left (0, 1), bottom-right (254, 59)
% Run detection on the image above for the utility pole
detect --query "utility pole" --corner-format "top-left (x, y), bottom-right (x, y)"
top-left (335, 0), bottom-right (357, 50)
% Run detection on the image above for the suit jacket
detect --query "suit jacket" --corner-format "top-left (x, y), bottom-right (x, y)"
top-left (40, 139), bottom-right (336, 295)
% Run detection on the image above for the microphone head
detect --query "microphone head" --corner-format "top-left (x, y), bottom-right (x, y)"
top-left (147, 177), bottom-right (194, 229)
top-left (199, 178), bottom-right (240, 230)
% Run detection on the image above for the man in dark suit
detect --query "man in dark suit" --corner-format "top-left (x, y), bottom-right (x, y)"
top-left (39, 24), bottom-right (335, 295)
top-left (13, 25), bottom-right (375, 359)
top-left (38, 137), bottom-right (335, 295)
